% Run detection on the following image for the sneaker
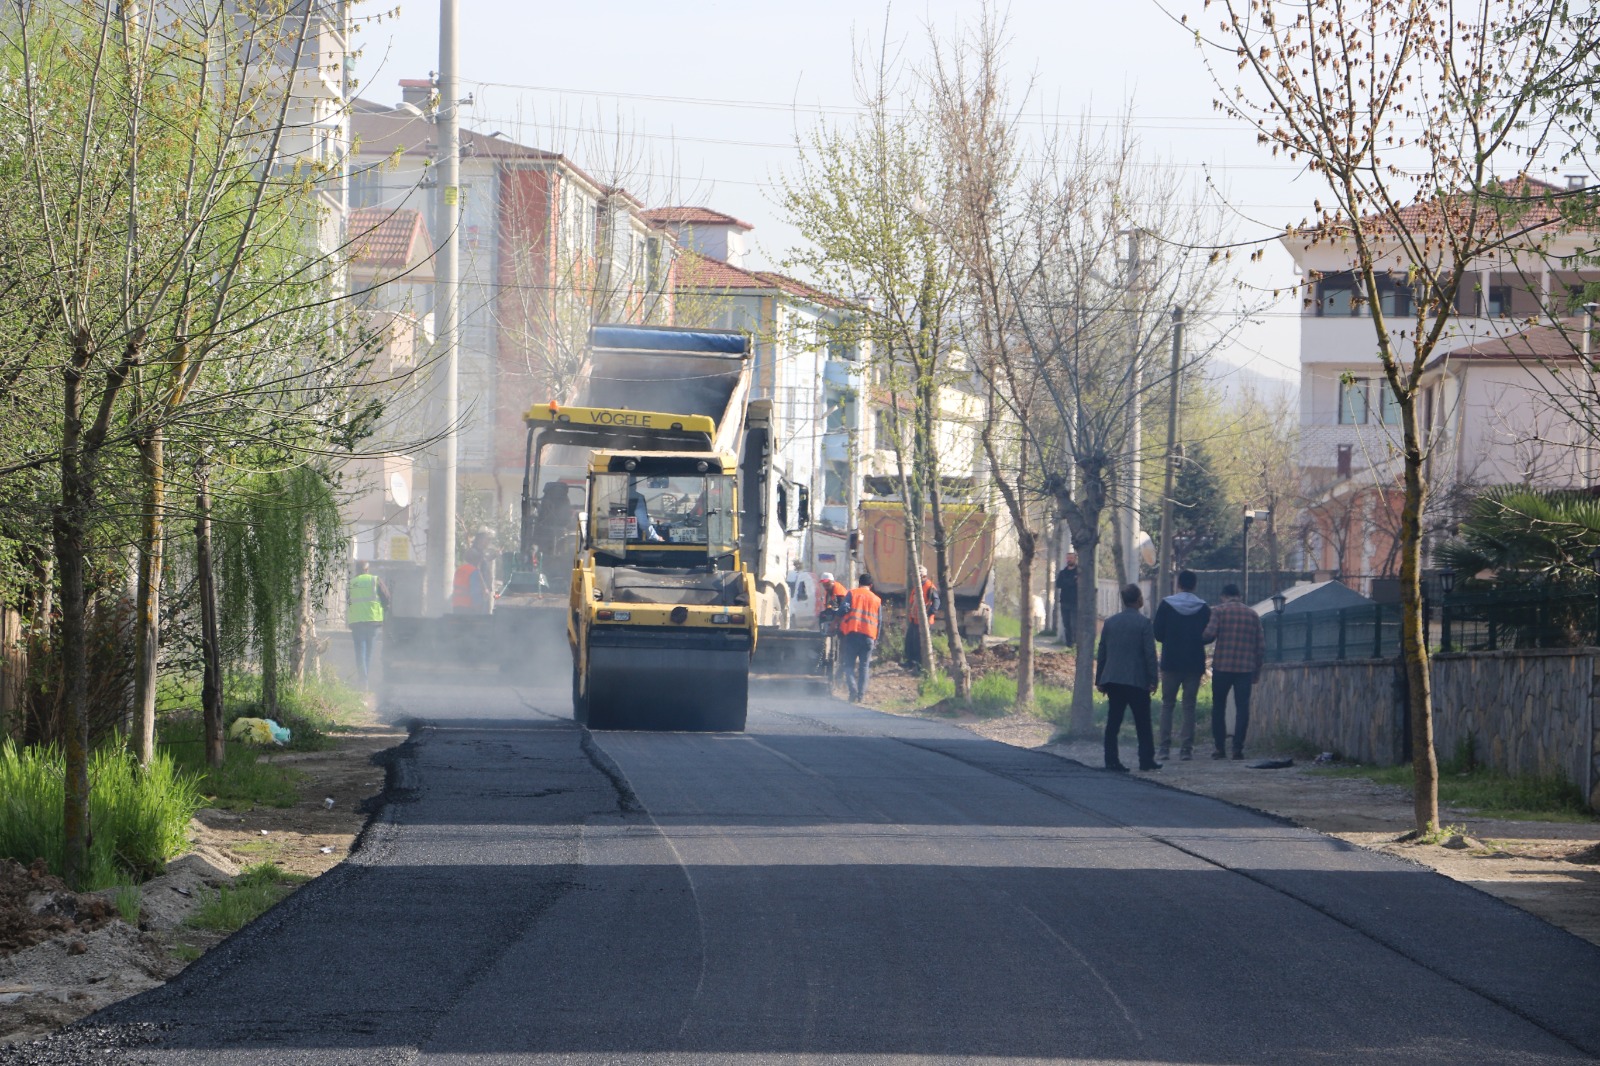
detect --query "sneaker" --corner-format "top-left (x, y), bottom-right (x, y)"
top-left (1180, 749), bottom-right (1193, 761)
top-left (1139, 761), bottom-right (1163, 772)
top-left (1157, 747), bottom-right (1171, 761)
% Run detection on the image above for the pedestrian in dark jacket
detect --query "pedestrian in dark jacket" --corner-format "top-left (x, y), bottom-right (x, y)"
top-left (1203, 583), bottom-right (1266, 759)
top-left (1096, 583), bottom-right (1161, 772)
top-left (1056, 554), bottom-right (1079, 646)
top-left (1152, 569), bottom-right (1210, 761)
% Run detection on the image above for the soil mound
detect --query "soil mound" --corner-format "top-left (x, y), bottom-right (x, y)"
top-left (0, 861), bottom-right (113, 956)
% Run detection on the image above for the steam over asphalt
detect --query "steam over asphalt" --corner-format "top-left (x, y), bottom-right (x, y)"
top-left (7, 685), bottom-right (1600, 1065)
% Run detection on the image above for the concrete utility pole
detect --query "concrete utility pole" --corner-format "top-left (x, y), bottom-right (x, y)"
top-left (1155, 307), bottom-right (1184, 604)
top-left (1120, 229), bottom-right (1143, 591)
top-left (429, 0), bottom-right (461, 615)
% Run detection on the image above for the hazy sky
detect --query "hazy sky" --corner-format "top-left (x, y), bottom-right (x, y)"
top-left (350, 1), bottom-right (1306, 383)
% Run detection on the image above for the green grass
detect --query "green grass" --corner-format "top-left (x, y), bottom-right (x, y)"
top-left (113, 883), bottom-right (142, 925)
top-left (967, 672), bottom-right (1016, 716)
top-left (185, 862), bottom-right (309, 934)
top-left (1317, 762), bottom-right (1594, 821)
top-left (0, 741), bottom-right (202, 888)
top-left (918, 671), bottom-right (956, 704)
top-left (991, 614), bottom-right (1021, 639)
top-left (160, 718), bottom-right (301, 810)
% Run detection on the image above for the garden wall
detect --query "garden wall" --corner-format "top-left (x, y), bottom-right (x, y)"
top-left (1254, 648), bottom-right (1600, 809)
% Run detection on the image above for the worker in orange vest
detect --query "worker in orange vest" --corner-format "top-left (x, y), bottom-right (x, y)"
top-left (817, 571), bottom-right (849, 630)
top-left (838, 573), bottom-right (882, 702)
top-left (451, 532), bottom-right (495, 614)
top-left (905, 566), bottom-right (942, 668)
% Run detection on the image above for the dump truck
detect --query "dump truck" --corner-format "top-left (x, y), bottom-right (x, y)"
top-left (519, 325), bottom-right (831, 729)
top-left (857, 499), bottom-right (995, 640)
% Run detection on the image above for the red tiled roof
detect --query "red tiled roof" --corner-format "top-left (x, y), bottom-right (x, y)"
top-left (348, 208), bottom-right (432, 270)
top-left (675, 250), bottom-right (767, 289)
top-left (1297, 176), bottom-right (1571, 241)
top-left (753, 271), bottom-right (850, 309)
top-left (640, 206), bottom-right (754, 231)
top-left (1426, 324), bottom-right (1585, 371)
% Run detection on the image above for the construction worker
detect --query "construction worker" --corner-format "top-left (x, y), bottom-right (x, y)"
top-left (346, 560), bottom-right (390, 690)
top-left (904, 565), bottom-right (942, 668)
top-left (838, 572), bottom-right (882, 702)
top-left (817, 571), bottom-right (849, 630)
top-left (451, 532), bottom-right (494, 614)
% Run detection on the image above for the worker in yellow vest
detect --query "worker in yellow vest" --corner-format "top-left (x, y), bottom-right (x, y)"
top-left (838, 573), bottom-right (882, 702)
top-left (347, 560), bottom-right (390, 690)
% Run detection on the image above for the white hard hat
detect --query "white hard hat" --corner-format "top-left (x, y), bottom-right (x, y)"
top-left (821, 572), bottom-right (835, 583)
top-left (918, 566), bottom-right (929, 578)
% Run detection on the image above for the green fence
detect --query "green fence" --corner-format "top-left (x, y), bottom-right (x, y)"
top-left (1263, 589), bottom-right (1600, 662)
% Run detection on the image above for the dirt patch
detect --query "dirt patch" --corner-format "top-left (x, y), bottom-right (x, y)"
top-left (0, 719), bottom-right (404, 1046)
top-left (929, 706), bottom-right (1600, 948)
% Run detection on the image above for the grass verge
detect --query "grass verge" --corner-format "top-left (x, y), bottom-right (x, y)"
top-left (1317, 762), bottom-right (1594, 822)
top-left (0, 741), bottom-right (201, 889)
top-left (185, 862), bottom-right (309, 934)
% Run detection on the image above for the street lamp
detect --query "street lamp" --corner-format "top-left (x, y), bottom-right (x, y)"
top-left (1271, 591), bottom-right (1287, 662)
top-left (1242, 509), bottom-right (1271, 604)
top-left (1438, 567), bottom-right (1455, 653)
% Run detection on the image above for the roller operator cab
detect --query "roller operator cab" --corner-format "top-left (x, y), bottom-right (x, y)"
top-left (569, 450), bottom-right (758, 731)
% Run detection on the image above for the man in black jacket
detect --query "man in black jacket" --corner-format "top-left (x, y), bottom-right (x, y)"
top-left (1152, 570), bottom-right (1210, 761)
top-left (1055, 553), bottom-right (1079, 646)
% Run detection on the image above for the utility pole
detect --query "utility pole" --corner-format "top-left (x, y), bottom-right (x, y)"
top-left (1155, 307), bottom-right (1184, 605)
top-left (1120, 229), bottom-right (1142, 592)
top-left (429, 0), bottom-right (461, 615)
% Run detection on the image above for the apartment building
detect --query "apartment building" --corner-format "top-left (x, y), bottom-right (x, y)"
top-left (1286, 177), bottom-right (1600, 581)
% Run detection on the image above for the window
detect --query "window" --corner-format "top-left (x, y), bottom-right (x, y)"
top-left (1316, 272), bottom-right (1361, 317)
top-left (1486, 284), bottom-right (1513, 317)
top-left (1338, 378), bottom-right (1368, 424)
top-left (1374, 274), bottom-right (1413, 317)
top-left (1338, 377), bottom-right (1402, 425)
top-left (1336, 444), bottom-right (1353, 478)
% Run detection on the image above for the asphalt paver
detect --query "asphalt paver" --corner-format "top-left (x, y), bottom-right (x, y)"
top-left (5, 683), bottom-right (1598, 1065)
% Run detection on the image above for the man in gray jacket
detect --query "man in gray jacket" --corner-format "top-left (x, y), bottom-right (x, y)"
top-left (1095, 583), bottom-right (1162, 772)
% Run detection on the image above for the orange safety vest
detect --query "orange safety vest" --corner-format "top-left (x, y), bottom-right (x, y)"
top-left (921, 578), bottom-right (939, 623)
top-left (451, 563), bottom-right (481, 611)
top-left (822, 579), bottom-right (848, 611)
top-left (839, 586), bottom-right (882, 640)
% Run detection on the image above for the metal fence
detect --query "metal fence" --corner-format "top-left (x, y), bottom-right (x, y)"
top-left (1263, 589), bottom-right (1600, 662)
top-left (1264, 602), bottom-right (1403, 663)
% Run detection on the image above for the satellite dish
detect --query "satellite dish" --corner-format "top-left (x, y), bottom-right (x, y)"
top-left (388, 472), bottom-right (411, 509)
top-left (1134, 530), bottom-right (1156, 567)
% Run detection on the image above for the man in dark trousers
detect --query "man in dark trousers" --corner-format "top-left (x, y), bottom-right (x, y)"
top-left (1095, 583), bottom-right (1161, 772)
top-left (838, 573), bottom-right (882, 702)
top-left (1203, 583), bottom-right (1267, 759)
top-left (1152, 569), bottom-right (1210, 761)
top-left (1055, 553), bottom-right (1079, 646)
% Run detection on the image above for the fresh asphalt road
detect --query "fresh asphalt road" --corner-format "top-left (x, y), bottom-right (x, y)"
top-left (8, 684), bottom-right (1600, 1066)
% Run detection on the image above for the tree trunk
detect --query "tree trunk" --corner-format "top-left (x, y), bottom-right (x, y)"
top-left (261, 620), bottom-right (279, 718)
top-left (132, 427), bottom-right (163, 765)
top-left (922, 439), bottom-right (970, 697)
top-left (195, 462), bottom-right (224, 769)
top-left (54, 358), bottom-right (91, 890)
top-left (1399, 405), bottom-right (1438, 831)
top-left (1109, 505), bottom-right (1130, 590)
top-left (1015, 524), bottom-right (1036, 710)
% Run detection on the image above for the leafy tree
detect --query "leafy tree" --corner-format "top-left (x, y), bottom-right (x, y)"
top-left (1150, 441), bottom-right (1239, 572)
top-left (1435, 487), bottom-right (1600, 589)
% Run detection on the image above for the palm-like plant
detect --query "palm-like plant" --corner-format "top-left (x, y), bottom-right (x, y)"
top-left (1435, 487), bottom-right (1600, 590)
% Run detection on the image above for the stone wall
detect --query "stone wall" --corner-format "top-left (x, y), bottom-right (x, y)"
top-left (1256, 649), bottom-right (1600, 809)
top-left (1254, 659), bottom-right (1406, 766)
top-left (1431, 650), bottom-right (1597, 808)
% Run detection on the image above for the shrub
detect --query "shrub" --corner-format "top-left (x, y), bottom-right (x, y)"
top-left (0, 741), bottom-right (201, 888)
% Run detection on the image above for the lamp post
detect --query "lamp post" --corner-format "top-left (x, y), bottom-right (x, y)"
top-left (1438, 567), bottom-right (1455, 653)
top-left (1271, 591), bottom-right (1287, 662)
top-left (1242, 509), bottom-right (1271, 604)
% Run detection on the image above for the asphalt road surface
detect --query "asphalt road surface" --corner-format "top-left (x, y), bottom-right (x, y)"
top-left (7, 684), bottom-right (1600, 1065)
